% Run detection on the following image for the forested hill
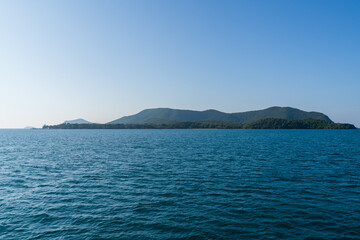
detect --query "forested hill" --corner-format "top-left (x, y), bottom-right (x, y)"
top-left (43, 118), bottom-right (356, 129)
top-left (108, 107), bottom-right (332, 124)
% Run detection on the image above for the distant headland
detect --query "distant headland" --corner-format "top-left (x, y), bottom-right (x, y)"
top-left (43, 107), bottom-right (356, 129)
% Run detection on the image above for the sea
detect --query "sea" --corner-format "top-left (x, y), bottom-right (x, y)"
top-left (0, 129), bottom-right (359, 239)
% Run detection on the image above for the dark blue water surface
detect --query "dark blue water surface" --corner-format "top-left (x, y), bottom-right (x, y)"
top-left (0, 129), bottom-right (359, 239)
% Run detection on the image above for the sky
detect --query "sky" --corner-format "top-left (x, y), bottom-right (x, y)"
top-left (0, 0), bottom-right (359, 128)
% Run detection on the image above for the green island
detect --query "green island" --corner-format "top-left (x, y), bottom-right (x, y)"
top-left (43, 118), bottom-right (356, 129)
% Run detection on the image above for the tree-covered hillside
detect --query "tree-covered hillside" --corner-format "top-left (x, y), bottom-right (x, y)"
top-left (243, 118), bottom-right (355, 129)
top-left (108, 107), bottom-right (332, 124)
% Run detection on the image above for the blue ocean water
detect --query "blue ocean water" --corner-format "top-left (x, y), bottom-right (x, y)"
top-left (0, 129), bottom-right (359, 239)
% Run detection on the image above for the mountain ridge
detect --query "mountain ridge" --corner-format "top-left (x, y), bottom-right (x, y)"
top-left (64, 118), bottom-right (92, 124)
top-left (108, 106), bottom-right (332, 124)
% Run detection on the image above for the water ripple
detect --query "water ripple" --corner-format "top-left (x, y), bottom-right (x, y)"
top-left (0, 129), bottom-right (359, 239)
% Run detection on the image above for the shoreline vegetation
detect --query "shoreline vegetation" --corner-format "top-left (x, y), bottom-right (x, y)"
top-left (43, 118), bottom-right (356, 129)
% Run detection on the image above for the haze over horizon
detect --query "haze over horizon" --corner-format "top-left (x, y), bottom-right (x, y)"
top-left (1, 0), bottom-right (359, 128)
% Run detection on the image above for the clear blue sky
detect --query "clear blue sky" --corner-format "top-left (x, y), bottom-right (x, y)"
top-left (0, 0), bottom-right (359, 128)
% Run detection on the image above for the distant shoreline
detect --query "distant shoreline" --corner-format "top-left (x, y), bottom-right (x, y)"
top-left (43, 118), bottom-right (356, 130)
